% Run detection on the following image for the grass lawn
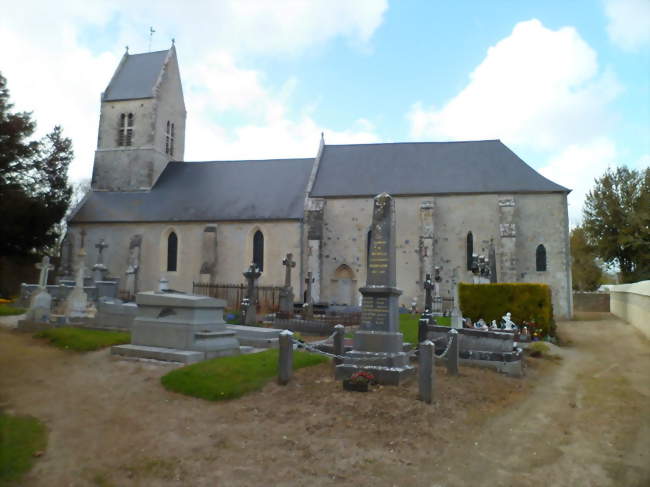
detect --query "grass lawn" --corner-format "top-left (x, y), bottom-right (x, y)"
top-left (34, 327), bottom-right (130, 352)
top-left (161, 349), bottom-right (327, 401)
top-left (0, 412), bottom-right (47, 486)
top-left (400, 313), bottom-right (451, 343)
top-left (0, 304), bottom-right (25, 316)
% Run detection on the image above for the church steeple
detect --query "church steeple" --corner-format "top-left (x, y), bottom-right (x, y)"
top-left (91, 44), bottom-right (186, 191)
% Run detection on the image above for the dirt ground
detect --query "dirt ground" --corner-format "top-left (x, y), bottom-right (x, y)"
top-left (1, 314), bottom-right (648, 487)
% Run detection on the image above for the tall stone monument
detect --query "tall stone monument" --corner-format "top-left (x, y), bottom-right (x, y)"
top-left (450, 269), bottom-right (463, 329)
top-left (242, 263), bottom-right (261, 325)
top-left (336, 193), bottom-right (415, 385)
top-left (278, 253), bottom-right (296, 318)
top-left (64, 249), bottom-right (89, 319)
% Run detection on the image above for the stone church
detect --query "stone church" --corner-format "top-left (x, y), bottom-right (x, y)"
top-left (68, 46), bottom-right (573, 318)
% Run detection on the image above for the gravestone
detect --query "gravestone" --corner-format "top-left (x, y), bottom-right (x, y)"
top-left (303, 271), bottom-right (314, 320)
top-left (124, 234), bottom-right (142, 298)
top-left (24, 256), bottom-right (55, 323)
top-left (450, 270), bottom-right (463, 328)
top-left (422, 273), bottom-right (434, 323)
top-left (335, 193), bottom-right (415, 385)
top-left (243, 263), bottom-right (261, 325)
top-left (278, 253), bottom-right (296, 318)
top-left (58, 233), bottom-right (75, 280)
top-left (64, 249), bottom-right (89, 318)
top-left (112, 292), bottom-right (240, 363)
top-left (92, 239), bottom-right (109, 282)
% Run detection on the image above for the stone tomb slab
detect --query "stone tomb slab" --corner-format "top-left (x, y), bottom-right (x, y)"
top-left (111, 291), bottom-right (240, 363)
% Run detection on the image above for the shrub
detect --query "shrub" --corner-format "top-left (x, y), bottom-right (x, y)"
top-left (459, 283), bottom-right (555, 336)
top-left (528, 342), bottom-right (550, 358)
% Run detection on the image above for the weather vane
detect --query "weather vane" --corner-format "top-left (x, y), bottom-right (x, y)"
top-left (148, 26), bottom-right (156, 52)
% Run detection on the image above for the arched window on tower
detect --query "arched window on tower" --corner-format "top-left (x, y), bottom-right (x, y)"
top-left (165, 121), bottom-right (175, 156)
top-left (167, 232), bottom-right (178, 272)
top-left (253, 230), bottom-right (264, 271)
top-left (466, 232), bottom-right (474, 270)
top-left (536, 244), bottom-right (547, 272)
top-left (118, 113), bottom-right (134, 146)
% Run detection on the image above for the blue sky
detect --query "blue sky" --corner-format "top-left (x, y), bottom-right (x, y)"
top-left (1, 0), bottom-right (648, 225)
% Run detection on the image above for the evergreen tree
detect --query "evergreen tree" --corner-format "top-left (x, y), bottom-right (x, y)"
top-left (583, 166), bottom-right (650, 283)
top-left (0, 72), bottom-right (73, 257)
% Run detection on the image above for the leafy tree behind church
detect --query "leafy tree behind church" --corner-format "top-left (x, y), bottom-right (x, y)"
top-left (0, 72), bottom-right (73, 258)
top-left (570, 226), bottom-right (603, 291)
top-left (582, 166), bottom-right (650, 283)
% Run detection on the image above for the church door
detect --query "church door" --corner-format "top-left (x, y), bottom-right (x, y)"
top-left (331, 265), bottom-right (356, 305)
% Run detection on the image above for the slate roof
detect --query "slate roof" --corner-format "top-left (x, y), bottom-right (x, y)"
top-left (103, 50), bottom-right (169, 101)
top-left (309, 140), bottom-right (569, 197)
top-left (71, 158), bottom-right (314, 223)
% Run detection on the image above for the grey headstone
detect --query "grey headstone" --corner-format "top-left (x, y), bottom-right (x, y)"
top-left (418, 340), bottom-right (435, 404)
top-left (278, 253), bottom-right (296, 318)
top-left (242, 263), bottom-right (261, 325)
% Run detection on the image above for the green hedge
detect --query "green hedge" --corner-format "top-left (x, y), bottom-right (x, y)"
top-left (459, 283), bottom-right (555, 336)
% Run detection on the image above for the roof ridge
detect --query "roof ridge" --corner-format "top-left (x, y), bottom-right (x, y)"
top-left (172, 158), bottom-right (315, 164)
top-left (324, 140), bottom-right (501, 148)
top-left (127, 49), bottom-right (170, 57)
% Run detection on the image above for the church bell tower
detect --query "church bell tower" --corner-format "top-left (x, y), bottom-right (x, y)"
top-left (91, 44), bottom-right (186, 191)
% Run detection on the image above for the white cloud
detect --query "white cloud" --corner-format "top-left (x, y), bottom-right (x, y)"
top-left (539, 138), bottom-right (618, 226)
top-left (0, 0), bottom-right (387, 181)
top-left (604, 0), bottom-right (650, 51)
top-left (409, 19), bottom-right (621, 151)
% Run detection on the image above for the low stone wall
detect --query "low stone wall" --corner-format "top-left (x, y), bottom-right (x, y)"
top-left (573, 292), bottom-right (610, 312)
top-left (609, 281), bottom-right (650, 340)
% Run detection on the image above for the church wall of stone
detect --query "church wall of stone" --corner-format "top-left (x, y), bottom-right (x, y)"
top-left (152, 52), bottom-right (186, 161)
top-left (68, 220), bottom-right (302, 297)
top-left (317, 193), bottom-right (572, 318)
top-left (513, 193), bottom-right (572, 318)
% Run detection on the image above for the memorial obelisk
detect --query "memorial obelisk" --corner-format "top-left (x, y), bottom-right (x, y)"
top-left (335, 193), bottom-right (415, 385)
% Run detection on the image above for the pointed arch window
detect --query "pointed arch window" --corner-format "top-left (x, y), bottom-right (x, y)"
top-left (165, 121), bottom-right (175, 156)
top-left (253, 230), bottom-right (264, 271)
top-left (167, 231), bottom-right (178, 272)
top-left (536, 244), bottom-right (547, 272)
top-left (466, 232), bottom-right (474, 270)
top-left (118, 113), bottom-right (134, 146)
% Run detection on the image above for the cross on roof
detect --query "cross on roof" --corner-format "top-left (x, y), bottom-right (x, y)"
top-left (35, 256), bottom-right (55, 288)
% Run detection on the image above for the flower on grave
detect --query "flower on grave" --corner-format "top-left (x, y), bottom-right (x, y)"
top-left (348, 371), bottom-right (375, 385)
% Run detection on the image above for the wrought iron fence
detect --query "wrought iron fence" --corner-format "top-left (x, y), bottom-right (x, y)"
top-left (192, 282), bottom-right (282, 313)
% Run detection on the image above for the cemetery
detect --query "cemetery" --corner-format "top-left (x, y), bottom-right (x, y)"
top-left (1, 22), bottom-right (648, 486)
top-left (3, 188), bottom-right (648, 486)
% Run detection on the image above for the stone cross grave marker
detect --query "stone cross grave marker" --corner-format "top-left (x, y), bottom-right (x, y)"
top-left (278, 253), bottom-right (296, 318)
top-left (303, 271), bottom-right (314, 319)
top-left (93, 239), bottom-right (109, 282)
top-left (36, 256), bottom-right (54, 289)
top-left (243, 263), bottom-right (261, 325)
top-left (335, 193), bottom-right (414, 385)
top-left (26, 256), bottom-right (55, 323)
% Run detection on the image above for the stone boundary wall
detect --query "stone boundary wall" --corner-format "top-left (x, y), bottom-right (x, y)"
top-left (609, 281), bottom-right (650, 340)
top-left (573, 292), bottom-right (610, 312)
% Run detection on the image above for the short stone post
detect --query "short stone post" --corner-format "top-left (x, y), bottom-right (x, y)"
top-left (418, 340), bottom-right (435, 404)
top-left (333, 324), bottom-right (345, 365)
top-left (418, 318), bottom-right (429, 347)
top-left (447, 328), bottom-right (459, 376)
top-left (278, 330), bottom-right (294, 385)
